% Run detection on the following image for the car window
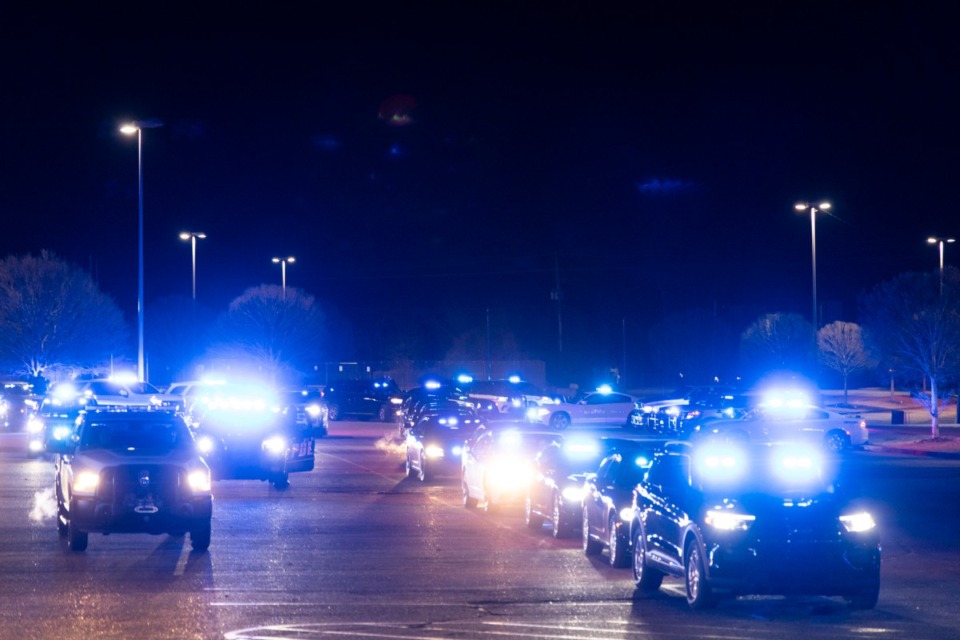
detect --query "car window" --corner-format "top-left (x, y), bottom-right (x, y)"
top-left (80, 419), bottom-right (193, 453)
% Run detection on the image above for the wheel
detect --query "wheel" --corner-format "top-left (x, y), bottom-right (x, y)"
top-left (327, 404), bottom-right (342, 421)
top-left (462, 477), bottom-right (478, 509)
top-left (685, 540), bottom-right (717, 609)
top-left (608, 514), bottom-right (630, 568)
top-left (524, 495), bottom-right (544, 530)
top-left (583, 507), bottom-right (602, 555)
top-left (632, 526), bottom-right (664, 591)
top-left (67, 518), bottom-right (88, 552)
top-left (190, 522), bottom-right (211, 552)
top-left (845, 575), bottom-right (880, 610)
top-left (824, 430), bottom-right (848, 453)
top-left (271, 473), bottom-right (290, 490)
top-left (56, 494), bottom-right (68, 537)
top-left (417, 454), bottom-right (428, 482)
top-left (379, 405), bottom-right (390, 422)
top-left (551, 493), bottom-right (569, 539)
top-left (549, 412), bottom-right (571, 430)
top-left (405, 455), bottom-right (414, 478)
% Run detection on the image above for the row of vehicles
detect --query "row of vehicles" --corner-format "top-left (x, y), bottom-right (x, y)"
top-left (401, 398), bottom-right (881, 611)
top-left (28, 377), bottom-right (330, 553)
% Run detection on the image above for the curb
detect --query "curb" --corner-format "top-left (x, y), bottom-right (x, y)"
top-left (867, 444), bottom-right (960, 460)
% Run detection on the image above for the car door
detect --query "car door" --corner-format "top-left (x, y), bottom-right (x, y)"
top-left (587, 455), bottom-right (620, 541)
top-left (640, 453), bottom-right (690, 572)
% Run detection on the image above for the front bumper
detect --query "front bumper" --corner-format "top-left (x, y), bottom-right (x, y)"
top-left (71, 494), bottom-right (211, 535)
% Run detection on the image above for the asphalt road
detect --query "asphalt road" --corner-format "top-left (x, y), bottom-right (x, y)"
top-left (1, 421), bottom-right (959, 640)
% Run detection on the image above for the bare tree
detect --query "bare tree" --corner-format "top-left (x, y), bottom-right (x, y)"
top-left (817, 321), bottom-right (871, 405)
top-left (0, 251), bottom-right (128, 378)
top-left (211, 285), bottom-right (326, 385)
top-left (739, 312), bottom-right (815, 376)
top-left (860, 267), bottom-right (960, 437)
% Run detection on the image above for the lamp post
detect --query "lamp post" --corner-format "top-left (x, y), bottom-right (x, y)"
top-left (794, 201), bottom-right (832, 327)
top-left (927, 236), bottom-right (955, 295)
top-left (179, 232), bottom-right (206, 300)
top-left (272, 256), bottom-right (295, 298)
top-left (120, 118), bottom-right (163, 381)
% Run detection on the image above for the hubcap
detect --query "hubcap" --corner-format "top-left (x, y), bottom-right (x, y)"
top-left (687, 547), bottom-right (701, 600)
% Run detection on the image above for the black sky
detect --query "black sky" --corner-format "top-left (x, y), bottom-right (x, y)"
top-left (1, 2), bottom-right (958, 371)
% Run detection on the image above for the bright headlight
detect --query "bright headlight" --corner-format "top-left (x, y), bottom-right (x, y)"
top-left (187, 469), bottom-right (212, 493)
top-left (52, 426), bottom-right (73, 441)
top-left (424, 444), bottom-right (445, 459)
top-left (197, 435), bottom-right (216, 455)
top-left (72, 471), bottom-right (100, 494)
top-left (390, 397), bottom-right (403, 405)
top-left (262, 435), bottom-right (288, 455)
top-left (840, 512), bottom-right (876, 533)
top-left (705, 509), bottom-right (755, 531)
top-left (306, 404), bottom-right (322, 417)
top-left (451, 445), bottom-right (463, 456)
top-left (28, 439), bottom-right (44, 453)
top-left (561, 486), bottom-right (584, 503)
top-left (488, 459), bottom-right (534, 489)
top-left (619, 507), bottom-right (633, 522)
top-left (26, 417), bottom-right (44, 434)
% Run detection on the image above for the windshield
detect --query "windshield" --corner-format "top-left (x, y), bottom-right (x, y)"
top-left (80, 419), bottom-right (194, 454)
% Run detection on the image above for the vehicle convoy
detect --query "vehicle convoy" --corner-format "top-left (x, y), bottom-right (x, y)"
top-left (187, 383), bottom-right (314, 489)
top-left (322, 377), bottom-right (403, 422)
top-left (47, 409), bottom-right (213, 552)
top-left (629, 441), bottom-right (880, 609)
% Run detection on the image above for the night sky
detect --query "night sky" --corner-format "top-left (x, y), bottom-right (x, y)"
top-left (2, 3), bottom-right (958, 379)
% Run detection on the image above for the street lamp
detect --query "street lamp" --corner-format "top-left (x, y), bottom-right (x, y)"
top-left (794, 200), bottom-right (832, 327)
top-left (272, 256), bottom-right (295, 298)
top-left (927, 236), bottom-right (955, 295)
top-left (120, 118), bottom-right (163, 381)
top-left (179, 232), bottom-right (206, 300)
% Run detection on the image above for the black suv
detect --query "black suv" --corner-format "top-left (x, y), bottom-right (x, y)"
top-left (48, 409), bottom-right (213, 552)
top-left (630, 441), bottom-right (880, 609)
top-left (323, 378), bottom-right (403, 421)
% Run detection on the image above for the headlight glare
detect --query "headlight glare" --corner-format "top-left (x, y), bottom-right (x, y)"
top-left (262, 435), bottom-right (288, 455)
top-left (424, 444), bottom-right (445, 459)
top-left (840, 512), bottom-right (876, 533)
top-left (187, 469), bottom-right (212, 493)
top-left (73, 471), bottom-right (100, 494)
top-left (705, 509), bottom-right (755, 531)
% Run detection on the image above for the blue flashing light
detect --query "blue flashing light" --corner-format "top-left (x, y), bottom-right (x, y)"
top-left (508, 375), bottom-right (522, 384)
top-left (456, 374), bottom-right (474, 385)
top-left (424, 380), bottom-right (442, 391)
top-left (563, 439), bottom-right (600, 458)
top-left (596, 384), bottom-right (613, 395)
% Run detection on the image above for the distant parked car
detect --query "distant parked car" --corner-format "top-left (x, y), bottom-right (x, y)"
top-left (527, 388), bottom-right (639, 430)
top-left (323, 378), bottom-right (403, 421)
top-left (694, 405), bottom-right (868, 452)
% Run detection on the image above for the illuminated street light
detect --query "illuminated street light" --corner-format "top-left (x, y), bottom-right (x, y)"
top-left (272, 256), bottom-right (295, 298)
top-left (794, 201), bottom-right (832, 327)
top-left (179, 232), bottom-right (206, 300)
top-left (120, 118), bottom-right (163, 381)
top-left (927, 236), bottom-right (955, 295)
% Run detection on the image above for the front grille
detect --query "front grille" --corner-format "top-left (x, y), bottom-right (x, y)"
top-left (96, 464), bottom-right (185, 508)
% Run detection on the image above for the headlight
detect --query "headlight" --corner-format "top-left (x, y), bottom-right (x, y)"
top-left (187, 469), bottom-right (212, 493)
top-left (262, 435), bottom-right (288, 455)
top-left (488, 459), bottom-right (534, 489)
top-left (26, 417), bottom-right (44, 434)
top-left (306, 404), bottom-right (322, 417)
top-left (840, 512), bottom-right (876, 533)
top-left (424, 444), bottom-right (445, 459)
top-left (705, 509), bottom-right (755, 531)
top-left (28, 439), bottom-right (44, 453)
top-left (561, 486), bottom-right (584, 503)
top-left (52, 426), bottom-right (73, 441)
top-left (619, 507), bottom-right (634, 522)
top-left (451, 445), bottom-right (463, 456)
top-left (72, 471), bottom-right (100, 494)
top-left (390, 397), bottom-right (403, 405)
top-left (196, 435), bottom-right (216, 455)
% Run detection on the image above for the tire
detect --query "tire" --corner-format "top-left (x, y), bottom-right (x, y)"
top-left (583, 507), bottom-right (602, 555)
top-left (190, 522), bottom-right (211, 552)
top-left (405, 455), bottom-right (414, 478)
top-left (271, 473), bottom-right (290, 490)
top-left (525, 495), bottom-right (544, 530)
top-left (608, 514), bottom-right (630, 568)
top-left (417, 454), bottom-right (428, 482)
top-left (549, 412), bottom-right (571, 430)
top-left (685, 539), bottom-right (717, 609)
top-left (67, 518), bottom-right (88, 552)
top-left (462, 477), bottom-right (478, 509)
top-left (824, 430), bottom-right (848, 453)
top-left (632, 526), bottom-right (664, 591)
top-left (327, 404), bottom-right (342, 421)
top-left (551, 493), bottom-right (569, 539)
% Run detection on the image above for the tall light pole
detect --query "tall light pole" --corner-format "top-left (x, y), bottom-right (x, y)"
top-left (272, 256), bottom-right (295, 298)
top-left (179, 232), bottom-right (206, 300)
top-left (120, 118), bottom-right (163, 381)
top-left (794, 201), bottom-right (832, 327)
top-left (927, 236), bottom-right (955, 295)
